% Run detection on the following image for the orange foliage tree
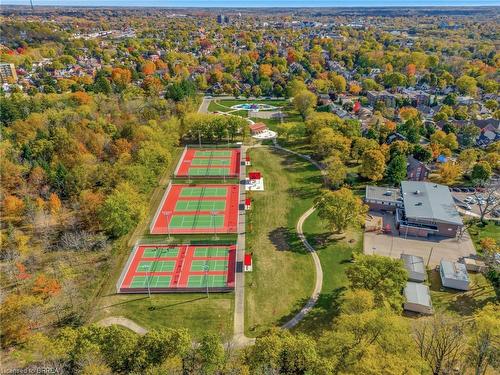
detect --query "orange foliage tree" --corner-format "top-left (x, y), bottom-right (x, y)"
top-left (32, 274), bottom-right (61, 300)
top-left (48, 193), bottom-right (61, 215)
top-left (3, 195), bottom-right (25, 216)
top-left (111, 67), bottom-right (132, 86)
top-left (141, 61), bottom-right (156, 75)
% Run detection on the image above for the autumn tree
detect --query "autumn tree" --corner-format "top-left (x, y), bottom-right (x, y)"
top-left (318, 289), bottom-right (422, 374)
top-left (439, 162), bottom-right (462, 185)
top-left (456, 75), bottom-right (478, 96)
top-left (99, 183), bottom-right (146, 237)
top-left (346, 254), bottom-right (408, 311)
top-left (142, 61), bottom-right (156, 75)
top-left (360, 149), bottom-right (386, 181)
top-left (314, 188), bottom-right (367, 234)
top-left (466, 304), bottom-right (500, 375)
top-left (246, 328), bottom-right (319, 374)
top-left (311, 128), bottom-right (351, 159)
top-left (293, 90), bottom-right (317, 120)
top-left (3, 195), bottom-right (25, 216)
top-left (324, 152), bottom-right (347, 188)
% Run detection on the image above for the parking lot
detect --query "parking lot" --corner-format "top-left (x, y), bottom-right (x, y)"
top-left (450, 189), bottom-right (499, 219)
top-left (364, 211), bottom-right (477, 267)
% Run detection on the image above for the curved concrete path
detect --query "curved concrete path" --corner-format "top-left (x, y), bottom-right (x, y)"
top-left (98, 316), bottom-right (148, 335)
top-left (281, 206), bottom-right (323, 329)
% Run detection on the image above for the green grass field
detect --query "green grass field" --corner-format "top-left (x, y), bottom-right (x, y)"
top-left (244, 147), bottom-right (322, 337)
top-left (93, 293), bottom-right (234, 339)
top-left (468, 221), bottom-right (500, 252)
top-left (429, 270), bottom-right (496, 316)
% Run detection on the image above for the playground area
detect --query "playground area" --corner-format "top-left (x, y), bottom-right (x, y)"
top-left (150, 184), bottom-right (239, 234)
top-left (174, 147), bottom-right (241, 178)
top-left (230, 103), bottom-right (279, 111)
top-left (118, 244), bottom-right (236, 293)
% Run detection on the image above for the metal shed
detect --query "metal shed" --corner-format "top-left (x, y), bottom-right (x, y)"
top-left (439, 260), bottom-right (469, 291)
top-left (403, 282), bottom-right (433, 315)
top-left (401, 254), bottom-right (427, 282)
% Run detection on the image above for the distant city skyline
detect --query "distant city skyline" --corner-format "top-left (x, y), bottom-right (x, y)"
top-left (3, 0), bottom-right (500, 7)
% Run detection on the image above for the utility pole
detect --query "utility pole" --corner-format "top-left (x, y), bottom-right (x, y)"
top-left (211, 210), bottom-right (219, 240)
top-left (162, 210), bottom-right (171, 240)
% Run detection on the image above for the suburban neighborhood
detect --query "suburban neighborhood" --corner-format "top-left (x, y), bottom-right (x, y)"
top-left (0, 4), bottom-right (498, 374)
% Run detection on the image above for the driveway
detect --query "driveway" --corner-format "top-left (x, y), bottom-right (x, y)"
top-left (364, 211), bottom-right (476, 267)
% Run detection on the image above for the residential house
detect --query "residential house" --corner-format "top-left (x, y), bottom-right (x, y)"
top-left (407, 156), bottom-right (430, 181)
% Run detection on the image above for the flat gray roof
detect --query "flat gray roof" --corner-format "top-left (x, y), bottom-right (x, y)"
top-left (404, 282), bottom-right (432, 307)
top-left (401, 254), bottom-right (426, 275)
top-left (401, 181), bottom-right (462, 225)
top-left (365, 186), bottom-right (401, 203)
top-left (440, 260), bottom-right (469, 282)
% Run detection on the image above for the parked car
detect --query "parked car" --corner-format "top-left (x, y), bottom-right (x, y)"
top-left (458, 203), bottom-right (472, 210)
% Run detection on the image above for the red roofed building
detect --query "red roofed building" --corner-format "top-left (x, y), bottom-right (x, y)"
top-left (249, 171), bottom-right (261, 180)
top-left (245, 155), bottom-right (251, 166)
top-left (249, 123), bottom-right (268, 135)
top-left (245, 198), bottom-right (251, 210)
top-left (244, 253), bottom-right (253, 272)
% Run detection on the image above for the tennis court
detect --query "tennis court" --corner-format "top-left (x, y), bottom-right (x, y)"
top-left (151, 184), bottom-right (239, 234)
top-left (195, 150), bottom-right (232, 157)
top-left (188, 275), bottom-right (227, 288)
top-left (191, 158), bottom-right (231, 166)
top-left (137, 260), bottom-right (175, 272)
top-left (194, 247), bottom-right (229, 257)
top-left (174, 148), bottom-right (241, 178)
top-left (175, 200), bottom-right (226, 212)
top-left (118, 244), bottom-right (236, 293)
top-left (168, 215), bottom-right (225, 229)
top-left (180, 187), bottom-right (227, 198)
top-left (188, 167), bottom-right (231, 176)
top-left (190, 260), bottom-right (228, 271)
top-left (131, 275), bottom-right (172, 288)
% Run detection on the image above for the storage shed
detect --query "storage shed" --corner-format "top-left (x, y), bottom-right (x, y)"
top-left (463, 258), bottom-right (487, 273)
top-left (439, 260), bottom-right (469, 291)
top-left (403, 282), bottom-right (433, 315)
top-left (401, 254), bottom-right (427, 282)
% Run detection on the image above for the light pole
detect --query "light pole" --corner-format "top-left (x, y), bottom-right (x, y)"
top-left (211, 210), bottom-right (219, 240)
top-left (203, 264), bottom-right (209, 299)
top-left (162, 210), bottom-right (172, 240)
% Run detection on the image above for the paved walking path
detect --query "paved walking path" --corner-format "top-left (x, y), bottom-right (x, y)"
top-left (232, 145), bottom-right (256, 347)
top-left (98, 316), bottom-right (148, 335)
top-left (282, 206), bottom-right (323, 329)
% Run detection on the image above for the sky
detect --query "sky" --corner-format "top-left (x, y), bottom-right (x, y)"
top-left (3, 0), bottom-right (500, 7)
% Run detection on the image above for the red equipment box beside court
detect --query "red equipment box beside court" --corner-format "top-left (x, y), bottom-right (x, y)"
top-left (117, 244), bottom-right (236, 293)
top-left (150, 183), bottom-right (239, 234)
top-left (174, 147), bottom-right (241, 178)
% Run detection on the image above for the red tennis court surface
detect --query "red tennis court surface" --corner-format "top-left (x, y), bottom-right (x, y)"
top-left (118, 244), bottom-right (236, 293)
top-left (150, 184), bottom-right (239, 234)
top-left (174, 147), bottom-right (241, 178)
